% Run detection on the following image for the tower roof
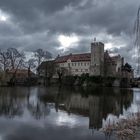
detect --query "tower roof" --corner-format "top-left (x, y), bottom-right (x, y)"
top-left (91, 42), bottom-right (104, 46)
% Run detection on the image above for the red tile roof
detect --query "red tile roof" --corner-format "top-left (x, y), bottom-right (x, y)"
top-left (55, 55), bottom-right (71, 63)
top-left (7, 69), bottom-right (34, 75)
top-left (55, 53), bottom-right (91, 63)
top-left (55, 52), bottom-right (121, 65)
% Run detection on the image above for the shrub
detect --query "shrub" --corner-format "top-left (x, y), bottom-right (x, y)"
top-left (62, 75), bottom-right (77, 86)
top-left (88, 76), bottom-right (103, 83)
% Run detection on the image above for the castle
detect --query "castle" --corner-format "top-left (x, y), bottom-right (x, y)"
top-left (55, 41), bottom-right (133, 78)
top-left (38, 41), bottom-right (133, 79)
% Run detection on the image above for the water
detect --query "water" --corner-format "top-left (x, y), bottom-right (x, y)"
top-left (0, 86), bottom-right (139, 140)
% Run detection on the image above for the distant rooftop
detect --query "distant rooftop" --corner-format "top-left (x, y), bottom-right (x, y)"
top-left (91, 42), bottom-right (104, 46)
top-left (55, 53), bottom-right (91, 63)
top-left (7, 69), bottom-right (35, 75)
top-left (55, 52), bottom-right (122, 64)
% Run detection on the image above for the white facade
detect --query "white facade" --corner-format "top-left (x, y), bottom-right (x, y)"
top-left (52, 41), bottom-right (129, 77)
top-left (38, 42), bottom-right (133, 79)
top-left (57, 60), bottom-right (90, 76)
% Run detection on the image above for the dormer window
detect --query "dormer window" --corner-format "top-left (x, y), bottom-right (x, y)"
top-left (67, 59), bottom-right (71, 63)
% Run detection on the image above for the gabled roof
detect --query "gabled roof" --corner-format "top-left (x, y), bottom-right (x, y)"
top-left (7, 69), bottom-right (35, 75)
top-left (37, 60), bottom-right (55, 70)
top-left (104, 51), bottom-right (122, 65)
top-left (55, 53), bottom-right (91, 63)
top-left (55, 55), bottom-right (70, 63)
top-left (104, 51), bottom-right (113, 63)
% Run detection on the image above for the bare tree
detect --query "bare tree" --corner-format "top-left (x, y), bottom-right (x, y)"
top-left (34, 49), bottom-right (52, 67)
top-left (3, 48), bottom-right (25, 86)
top-left (7, 48), bottom-right (25, 69)
top-left (44, 60), bottom-right (56, 85)
top-left (9, 58), bottom-right (25, 86)
top-left (0, 50), bottom-right (9, 71)
top-left (24, 58), bottom-right (36, 78)
top-left (57, 67), bottom-right (68, 84)
top-left (26, 58), bottom-right (36, 69)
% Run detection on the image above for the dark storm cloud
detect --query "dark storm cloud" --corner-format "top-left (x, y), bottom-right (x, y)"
top-left (0, 0), bottom-right (139, 67)
top-left (0, 0), bottom-right (79, 17)
top-left (0, 0), bottom-right (137, 34)
top-left (0, 0), bottom-right (81, 33)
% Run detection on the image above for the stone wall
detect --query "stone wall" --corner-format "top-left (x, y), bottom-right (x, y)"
top-left (90, 42), bottom-right (104, 76)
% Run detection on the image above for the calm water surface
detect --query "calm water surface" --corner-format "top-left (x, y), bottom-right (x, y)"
top-left (0, 86), bottom-right (139, 140)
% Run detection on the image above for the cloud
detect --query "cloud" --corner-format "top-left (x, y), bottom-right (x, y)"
top-left (0, 0), bottom-right (139, 69)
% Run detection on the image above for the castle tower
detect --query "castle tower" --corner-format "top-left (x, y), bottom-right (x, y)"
top-left (90, 41), bottom-right (104, 76)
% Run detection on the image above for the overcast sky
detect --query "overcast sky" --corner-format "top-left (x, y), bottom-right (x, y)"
top-left (0, 0), bottom-right (139, 69)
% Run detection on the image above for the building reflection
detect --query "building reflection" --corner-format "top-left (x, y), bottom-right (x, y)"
top-left (40, 86), bottom-right (133, 129)
top-left (0, 86), bottom-right (134, 130)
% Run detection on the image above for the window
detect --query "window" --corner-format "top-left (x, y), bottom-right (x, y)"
top-left (81, 62), bottom-right (83, 66)
top-left (75, 69), bottom-right (78, 72)
top-left (84, 62), bottom-right (86, 66)
top-left (78, 63), bottom-right (80, 66)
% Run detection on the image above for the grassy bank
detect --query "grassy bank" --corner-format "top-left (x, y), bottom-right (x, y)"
top-left (101, 113), bottom-right (140, 140)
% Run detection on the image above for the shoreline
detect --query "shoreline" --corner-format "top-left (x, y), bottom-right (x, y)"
top-left (101, 113), bottom-right (140, 140)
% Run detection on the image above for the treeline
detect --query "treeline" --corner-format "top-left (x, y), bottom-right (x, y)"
top-left (60, 74), bottom-right (132, 88)
top-left (61, 74), bottom-right (117, 87)
top-left (0, 48), bottom-right (52, 72)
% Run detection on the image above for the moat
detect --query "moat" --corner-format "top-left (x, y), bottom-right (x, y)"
top-left (0, 86), bottom-right (139, 140)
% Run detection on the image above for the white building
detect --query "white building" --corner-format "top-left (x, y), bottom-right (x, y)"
top-left (55, 53), bottom-right (91, 76)
top-left (55, 41), bottom-right (125, 77)
top-left (38, 41), bottom-right (133, 78)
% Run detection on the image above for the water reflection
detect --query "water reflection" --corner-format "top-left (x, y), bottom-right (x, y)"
top-left (0, 86), bottom-right (137, 140)
top-left (40, 87), bottom-right (133, 129)
top-left (0, 87), bottom-right (133, 127)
